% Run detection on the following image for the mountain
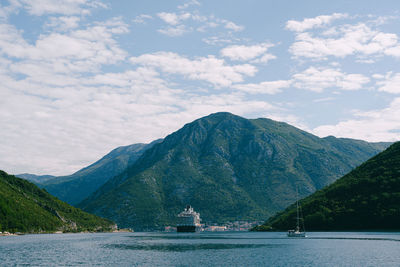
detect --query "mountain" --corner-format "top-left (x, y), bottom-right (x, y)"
top-left (253, 142), bottom-right (400, 231)
top-left (78, 112), bottom-right (390, 230)
top-left (0, 170), bottom-right (115, 233)
top-left (16, 173), bottom-right (56, 184)
top-left (37, 140), bottom-right (161, 205)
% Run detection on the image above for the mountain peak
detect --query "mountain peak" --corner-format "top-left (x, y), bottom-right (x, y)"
top-left (78, 113), bottom-right (390, 230)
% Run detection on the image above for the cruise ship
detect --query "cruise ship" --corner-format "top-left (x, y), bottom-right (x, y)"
top-left (177, 205), bottom-right (201, 232)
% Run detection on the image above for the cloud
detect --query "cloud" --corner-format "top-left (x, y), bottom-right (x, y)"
top-left (0, 67), bottom-right (277, 175)
top-left (86, 67), bottom-right (167, 90)
top-left (202, 36), bottom-right (235, 46)
top-left (130, 52), bottom-right (257, 87)
top-left (286, 13), bottom-right (347, 32)
top-left (133, 14), bottom-right (153, 24)
top-left (157, 12), bottom-right (191, 25)
top-left (0, 18), bottom-right (128, 73)
top-left (313, 98), bottom-right (400, 142)
top-left (0, 1), bottom-right (22, 20)
top-left (220, 43), bottom-right (275, 62)
top-left (155, 9), bottom-right (244, 37)
top-left (313, 97), bottom-right (335, 103)
top-left (19, 0), bottom-right (107, 16)
top-left (178, 0), bottom-right (201, 10)
top-left (376, 72), bottom-right (400, 94)
top-left (45, 16), bottom-right (81, 31)
top-left (156, 12), bottom-right (193, 36)
top-left (158, 25), bottom-right (188, 37)
top-left (289, 17), bottom-right (400, 60)
top-left (0, 4), bottom-right (265, 175)
top-left (292, 67), bottom-right (370, 92)
top-left (224, 21), bottom-right (244, 32)
top-left (233, 80), bottom-right (291, 94)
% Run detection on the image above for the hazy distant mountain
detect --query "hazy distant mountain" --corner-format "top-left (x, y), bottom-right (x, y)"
top-left (39, 140), bottom-right (161, 205)
top-left (0, 170), bottom-right (114, 233)
top-left (16, 173), bottom-right (56, 184)
top-left (78, 112), bottom-right (390, 230)
top-left (254, 142), bottom-right (400, 231)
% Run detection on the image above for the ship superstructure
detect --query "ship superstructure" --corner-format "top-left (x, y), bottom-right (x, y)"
top-left (177, 205), bottom-right (201, 232)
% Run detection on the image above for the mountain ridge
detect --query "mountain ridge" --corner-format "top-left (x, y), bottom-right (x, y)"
top-left (78, 112), bottom-right (390, 230)
top-left (27, 139), bottom-right (162, 205)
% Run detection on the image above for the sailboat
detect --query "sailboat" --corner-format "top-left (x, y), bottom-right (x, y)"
top-left (287, 187), bottom-right (306, 237)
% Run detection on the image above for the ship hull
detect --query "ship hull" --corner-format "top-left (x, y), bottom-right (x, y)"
top-left (177, 225), bottom-right (198, 232)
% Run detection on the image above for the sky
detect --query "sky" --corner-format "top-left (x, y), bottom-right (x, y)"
top-left (1, 0), bottom-right (400, 175)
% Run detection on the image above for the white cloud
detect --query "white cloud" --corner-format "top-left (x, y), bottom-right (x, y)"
top-left (252, 53), bottom-right (276, 63)
top-left (157, 12), bottom-right (191, 25)
top-left (178, 0), bottom-right (201, 10)
top-left (155, 10), bottom-right (244, 37)
top-left (45, 16), bottom-right (81, 31)
top-left (0, 1), bottom-right (21, 20)
top-left (19, 0), bottom-right (106, 16)
top-left (86, 67), bottom-right (167, 90)
top-left (0, 18), bottom-right (128, 73)
top-left (233, 80), bottom-right (291, 94)
top-left (0, 4), bottom-right (268, 175)
top-left (289, 19), bottom-right (400, 60)
top-left (313, 97), bottom-right (335, 103)
top-left (376, 72), bottom-right (400, 94)
top-left (220, 43), bottom-right (275, 62)
top-left (286, 13), bottom-right (347, 32)
top-left (292, 67), bottom-right (370, 92)
top-left (133, 14), bottom-right (153, 24)
top-left (0, 66), bottom-right (277, 175)
top-left (384, 45), bottom-right (400, 57)
top-left (202, 36), bottom-right (237, 46)
top-left (130, 52), bottom-right (257, 87)
top-left (158, 25), bottom-right (188, 37)
top-left (313, 98), bottom-right (400, 142)
top-left (156, 12), bottom-right (194, 36)
top-left (224, 21), bottom-right (244, 32)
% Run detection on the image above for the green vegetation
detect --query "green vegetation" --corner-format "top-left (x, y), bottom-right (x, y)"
top-left (0, 170), bottom-right (115, 233)
top-left (78, 112), bottom-right (390, 230)
top-left (254, 142), bottom-right (400, 231)
top-left (33, 141), bottom-right (160, 205)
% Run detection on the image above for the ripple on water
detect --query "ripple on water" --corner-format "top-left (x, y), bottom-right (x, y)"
top-left (104, 243), bottom-right (284, 252)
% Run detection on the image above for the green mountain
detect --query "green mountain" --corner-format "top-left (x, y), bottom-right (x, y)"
top-left (0, 170), bottom-right (115, 233)
top-left (36, 140), bottom-right (161, 205)
top-left (78, 112), bottom-right (390, 230)
top-left (254, 142), bottom-right (400, 231)
top-left (16, 173), bottom-right (56, 184)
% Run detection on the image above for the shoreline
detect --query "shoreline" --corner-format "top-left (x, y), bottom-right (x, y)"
top-left (0, 228), bottom-right (133, 237)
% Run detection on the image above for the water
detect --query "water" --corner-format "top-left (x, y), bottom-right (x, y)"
top-left (1, 232), bottom-right (399, 266)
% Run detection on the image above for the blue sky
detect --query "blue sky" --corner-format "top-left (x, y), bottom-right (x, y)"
top-left (1, 0), bottom-right (400, 175)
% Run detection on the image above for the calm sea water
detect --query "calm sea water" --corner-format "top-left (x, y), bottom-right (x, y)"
top-left (1, 232), bottom-right (399, 266)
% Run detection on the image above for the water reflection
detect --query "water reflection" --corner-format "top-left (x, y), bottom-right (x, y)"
top-left (126, 233), bottom-right (400, 242)
top-left (106, 243), bottom-right (279, 252)
top-left (309, 237), bottom-right (400, 242)
top-left (127, 235), bottom-right (241, 240)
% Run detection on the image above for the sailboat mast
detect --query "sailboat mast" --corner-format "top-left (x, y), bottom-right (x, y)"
top-left (296, 186), bottom-right (300, 230)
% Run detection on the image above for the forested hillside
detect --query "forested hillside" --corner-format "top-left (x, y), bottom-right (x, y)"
top-left (0, 170), bottom-right (115, 233)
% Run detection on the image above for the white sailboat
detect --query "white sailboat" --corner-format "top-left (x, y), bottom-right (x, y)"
top-left (287, 187), bottom-right (306, 237)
